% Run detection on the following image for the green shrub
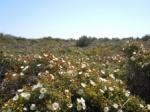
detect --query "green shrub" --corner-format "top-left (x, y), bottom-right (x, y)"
top-left (76, 36), bottom-right (92, 47)
top-left (124, 40), bottom-right (150, 103)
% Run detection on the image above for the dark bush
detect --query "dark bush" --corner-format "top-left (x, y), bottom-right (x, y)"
top-left (76, 36), bottom-right (93, 47)
top-left (124, 40), bottom-right (150, 103)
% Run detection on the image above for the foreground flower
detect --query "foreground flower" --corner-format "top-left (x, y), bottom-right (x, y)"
top-left (113, 103), bottom-right (118, 109)
top-left (140, 104), bottom-right (144, 108)
top-left (77, 104), bottom-right (82, 111)
top-left (65, 89), bottom-right (69, 93)
top-left (90, 80), bottom-right (96, 86)
top-left (20, 72), bottom-right (24, 76)
top-left (81, 82), bottom-right (86, 88)
top-left (99, 77), bottom-right (107, 82)
top-left (23, 107), bottom-right (28, 111)
top-left (40, 88), bottom-right (47, 93)
top-left (13, 94), bottom-right (19, 101)
top-left (23, 66), bottom-right (29, 71)
top-left (77, 97), bottom-right (86, 110)
top-left (12, 73), bottom-right (17, 77)
top-left (78, 89), bottom-right (84, 95)
top-left (17, 89), bottom-right (24, 92)
top-left (6, 109), bottom-right (12, 112)
top-left (104, 107), bottom-right (109, 112)
top-left (147, 104), bottom-right (150, 110)
top-left (32, 82), bottom-right (43, 91)
top-left (81, 63), bottom-right (86, 68)
top-left (52, 102), bottom-right (59, 110)
top-left (68, 103), bottom-right (73, 108)
top-left (125, 90), bottom-right (130, 97)
top-left (21, 92), bottom-right (31, 100)
top-left (100, 89), bottom-right (105, 93)
top-left (30, 104), bottom-right (36, 110)
top-left (109, 87), bottom-right (114, 91)
top-left (118, 109), bottom-right (123, 112)
top-left (101, 70), bottom-right (105, 74)
top-left (109, 74), bottom-right (115, 79)
top-left (131, 56), bottom-right (135, 61)
top-left (39, 93), bottom-right (44, 99)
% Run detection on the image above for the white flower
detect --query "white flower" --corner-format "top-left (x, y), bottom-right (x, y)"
top-left (67, 70), bottom-right (73, 75)
top-left (39, 93), bottom-right (44, 99)
top-left (68, 103), bottom-right (73, 108)
top-left (101, 70), bottom-right (105, 74)
top-left (23, 107), bottom-right (28, 111)
top-left (12, 73), bottom-right (17, 77)
top-left (13, 94), bottom-right (19, 101)
top-left (17, 89), bottom-right (24, 92)
top-left (46, 70), bottom-right (49, 73)
top-left (38, 72), bottom-right (42, 76)
top-left (21, 92), bottom-right (31, 100)
top-left (90, 80), bottom-right (96, 86)
top-left (116, 79), bottom-right (123, 84)
top-left (147, 104), bottom-right (150, 110)
top-left (30, 104), bottom-right (36, 110)
top-left (100, 89), bottom-right (105, 93)
top-left (131, 56), bottom-right (135, 61)
top-left (104, 86), bottom-right (107, 90)
top-left (37, 82), bottom-right (43, 87)
top-left (104, 107), bottom-right (109, 112)
top-left (7, 109), bottom-right (12, 112)
top-left (49, 64), bottom-right (53, 68)
top-left (52, 102), bottom-right (59, 110)
top-left (50, 60), bottom-right (54, 64)
top-left (133, 52), bottom-right (136, 54)
top-left (32, 85), bottom-right (38, 91)
top-left (77, 104), bottom-right (82, 111)
top-left (99, 77), bottom-right (107, 82)
top-left (78, 71), bottom-right (82, 74)
top-left (38, 55), bottom-right (42, 58)
top-left (77, 97), bottom-right (86, 110)
top-left (81, 83), bottom-right (86, 88)
top-left (44, 53), bottom-right (48, 57)
top-left (84, 73), bottom-right (90, 77)
top-left (65, 89), bottom-right (69, 93)
top-left (32, 82), bottom-right (43, 91)
top-left (125, 90), bottom-right (130, 97)
top-left (20, 66), bottom-right (24, 69)
top-left (118, 109), bottom-right (123, 112)
top-left (140, 104), bottom-right (144, 108)
top-left (114, 69), bottom-right (120, 72)
top-left (50, 74), bottom-right (55, 80)
top-left (77, 97), bottom-right (85, 104)
top-left (4, 103), bottom-right (8, 106)
top-left (81, 63), bottom-right (86, 69)
top-left (78, 89), bottom-right (84, 95)
top-left (40, 88), bottom-right (47, 94)
top-left (23, 66), bottom-right (29, 71)
top-left (20, 72), bottom-right (24, 76)
top-left (113, 103), bottom-right (118, 108)
top-left (82, 103), bottom-right (86, 110)
top-left (109, 74), bottom-right (115, 79)
top-left (109, 87), bottom-right (114, 91)
top-left (37, 64), bottom-right (41, 67)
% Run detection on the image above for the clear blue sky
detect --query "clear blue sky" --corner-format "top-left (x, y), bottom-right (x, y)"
top-left (0, 0), bottom-right (150, 39)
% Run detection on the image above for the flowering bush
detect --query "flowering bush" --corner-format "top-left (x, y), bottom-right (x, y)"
top-left (1, 50), bottom-right (150, 112)
top-left (124, 40), bottom-right (150, 103)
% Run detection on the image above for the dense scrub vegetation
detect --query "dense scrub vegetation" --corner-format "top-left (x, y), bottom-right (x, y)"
top-left (0, 33), bottom-right (150, 111)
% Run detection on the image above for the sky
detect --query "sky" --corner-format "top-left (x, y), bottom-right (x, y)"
top-left (0, 0), bottom-right (150, 39)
